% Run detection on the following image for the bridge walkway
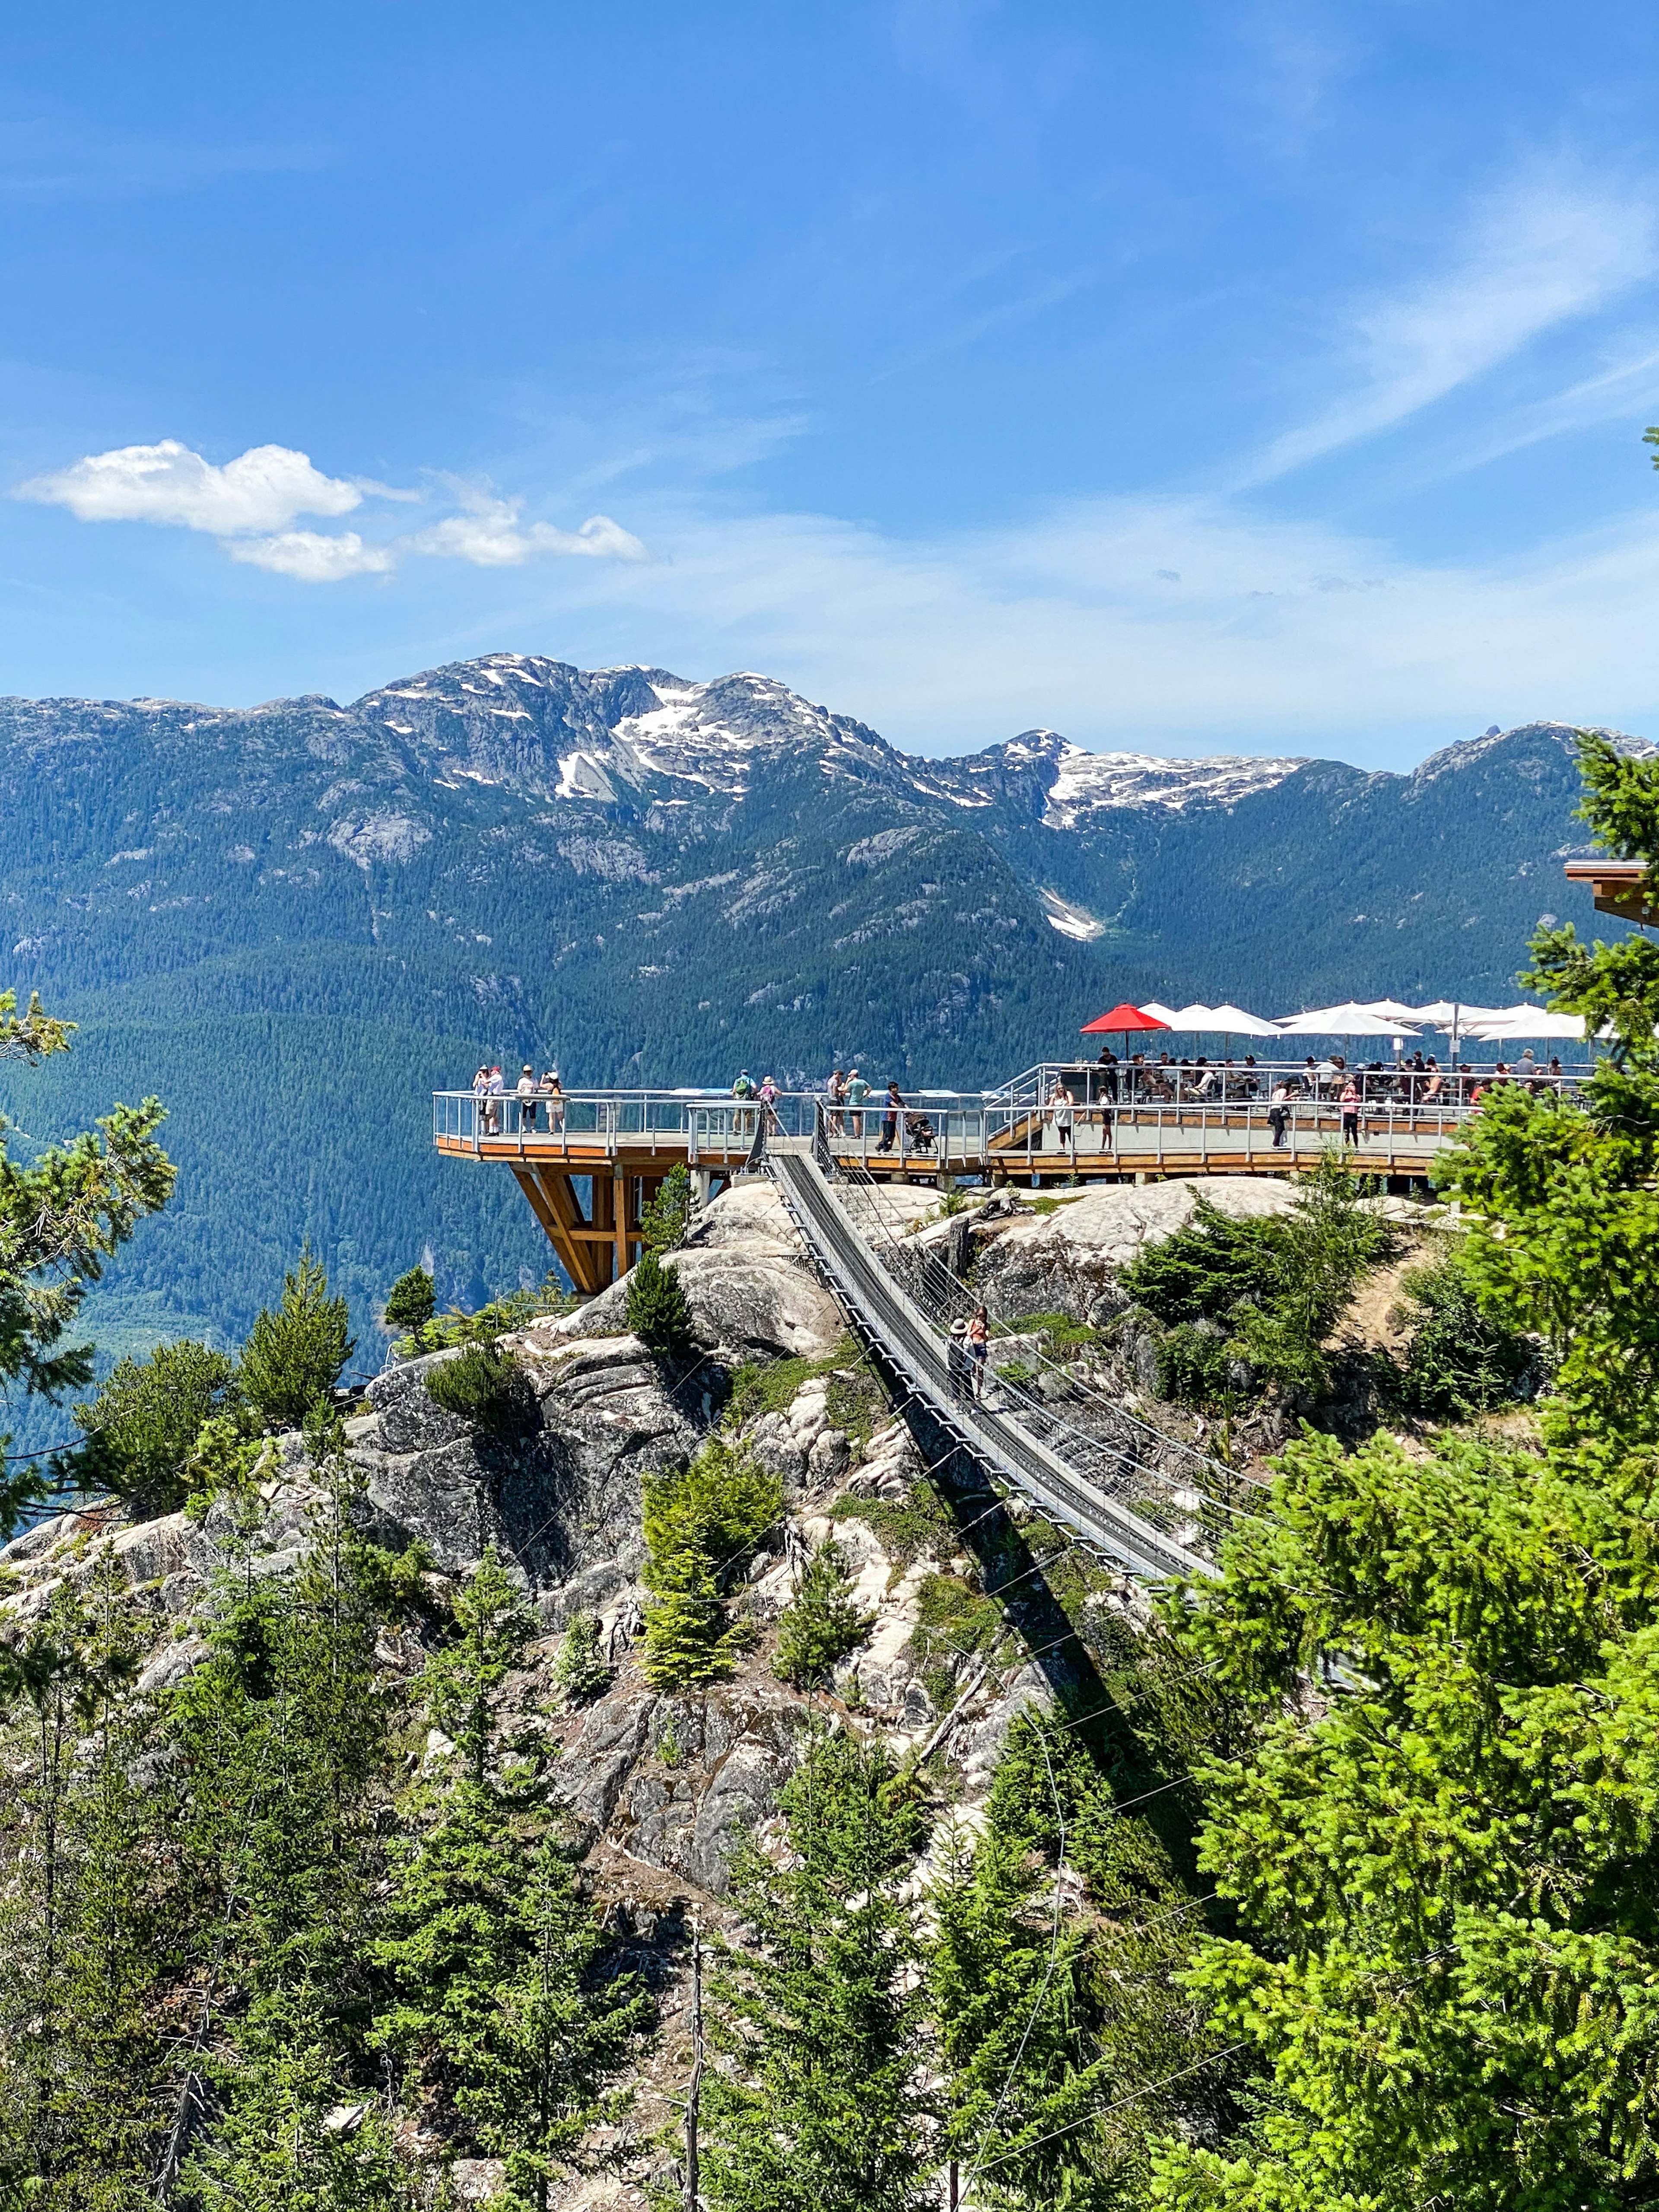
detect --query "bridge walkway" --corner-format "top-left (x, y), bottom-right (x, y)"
top-left (765, 1139), bottom-right (1217, 1584)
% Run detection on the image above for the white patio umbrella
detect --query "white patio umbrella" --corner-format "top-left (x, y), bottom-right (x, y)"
top-left (1205, 1002), bottom-right (1286, 1038)
top-left (1464, 1010), bottom-right (1597, 1042)
top-left (1138, 1001), bottom-right (1201, 1025)
top-left (1409, 1000), bottom-right (1508, 1026)
top-left (1360, 998), bottom-right (1427, 1022)
top-left (1273, 1002), bottom-right (1423, 1038)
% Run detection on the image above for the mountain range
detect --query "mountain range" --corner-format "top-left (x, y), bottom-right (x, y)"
top-left (0, 650), bottom-right (1640, 1363)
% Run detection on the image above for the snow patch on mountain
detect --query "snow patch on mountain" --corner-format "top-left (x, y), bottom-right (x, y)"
top-left (1038, 888), bottom-right (1107, 941)
top-left (1042, 743), bottom-right (1305, 826)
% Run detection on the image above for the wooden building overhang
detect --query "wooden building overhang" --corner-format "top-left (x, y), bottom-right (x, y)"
top-left (1563, 858), bottom-right (1659, 929)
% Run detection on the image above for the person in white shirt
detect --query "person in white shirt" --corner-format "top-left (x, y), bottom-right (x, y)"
top-left (515, 1063), bottom-right (537, 1131)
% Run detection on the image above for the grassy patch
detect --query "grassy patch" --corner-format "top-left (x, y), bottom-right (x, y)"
top-left (909, 1571), bottom-right (1005, 1684)
top-left (831, 1479), bottom-right (955, 1568)
top-left (722, 1334), bottom-right (869, 1432)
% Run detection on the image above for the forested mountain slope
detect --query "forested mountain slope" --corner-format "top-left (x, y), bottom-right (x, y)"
top-left (0, 652), bottom-right (1639, 1347)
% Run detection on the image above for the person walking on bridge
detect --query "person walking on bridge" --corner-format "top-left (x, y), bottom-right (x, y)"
top-left (966, 1304), bottom-right (989, 1400)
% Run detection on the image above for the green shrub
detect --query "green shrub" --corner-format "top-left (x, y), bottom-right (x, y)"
top-left (1394, 1253), bottom-right (1537, 1418)
top-left (626, 1249), bottom-right (695, 1356)
top-left (550, 1610), bottom-right (612, 1703)
top-left (384, 1265), bottom-right (436, 1332)
top-left (1154, 1321), bottom-right (1231, 1407)
top-left (423, 1343), bottom-right (530, 1439)
top-left (239, 1248), bottom-right (356, 1432)
top-left (75, 1338), bottom-right (240, 1513)
top-left (396, 1274), bottom-right (578, 1359)
top-left (1121, 1200), bottom-right (1286, 1326)
top-left (773, 1539), bottom-right (875, 1688)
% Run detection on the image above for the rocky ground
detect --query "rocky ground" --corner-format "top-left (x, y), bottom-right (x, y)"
top-left (0, 1168), bottom-right (1442, 2204)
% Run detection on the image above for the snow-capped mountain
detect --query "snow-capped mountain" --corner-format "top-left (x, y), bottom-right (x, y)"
top-left (0, 651), bottom-right (1636, 1351)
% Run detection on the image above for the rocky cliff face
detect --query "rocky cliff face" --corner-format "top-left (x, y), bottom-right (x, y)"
top-left (0, 1170), bottom-right (1408, 2199)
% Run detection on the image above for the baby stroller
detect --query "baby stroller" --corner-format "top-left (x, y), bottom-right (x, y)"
top-left (903, 1110), bottom-right (937, 1152)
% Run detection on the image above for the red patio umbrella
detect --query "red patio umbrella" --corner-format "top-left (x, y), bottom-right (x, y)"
top-left (1080, 1003), bottom-right (1171, 1039)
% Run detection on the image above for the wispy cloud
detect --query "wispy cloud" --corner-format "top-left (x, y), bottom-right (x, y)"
top-left (226, 531), bottom-right (397, 582)
top-left (404, 487), bottom-right (645, 567)
top-left (1236, 171), bottom-right (1659, 486)
top-left (479, 484), bottom-right (1659, 757)
top-left (16, 440), bottom-right (645, 581)
top-left (0, 114), bottom-right (328, 201)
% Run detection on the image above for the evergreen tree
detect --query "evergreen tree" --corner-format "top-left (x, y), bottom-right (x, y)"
top-left (1148, 738), bottom-right (1659, 2212)
top-left (700, 1729), bottom-right (934, 2212)
top-left (640, 1442), bottom-right (780, 1691)
top-left (74, 1337), bottom-right (239, 1515)
top-left (238, 1247), bottom-right (356, 1432)
top-left (934, 1711), bottom-right (1211, 2211)
top-left (772, 1540), bottom-right (874, 1689)
top-left (375, 1557), bottom-right (643, 2200)
top-left (383, 1264), bottom-right (436, 1333)
top-left (184, 2023), bottom-right (412, 2212)
top-left (0, 988), bottom-right (175, 1531)
top-left (639, 1162), bottom-right (693, 1254)
top-left (625, 1249), bottom-right (694, 1357)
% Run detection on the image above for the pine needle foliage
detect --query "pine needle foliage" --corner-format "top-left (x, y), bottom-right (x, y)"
top-left (772, 1540), bottom-right (874, 1689)
top-left (238, 1247), bottom-right (355, 1432)
top-left (423, 1341), bottom-right (530, 1439)
top-left (625, 1249), bottom-right (694, 1357)
top-left (640, 1440), bottom-right (781, 1690)
top-left (74, 1338), bottom-right (240, 1515)
top-left (701, 1729), bottom-right (934, 2212)
top-left (550, 1611), bottom-right (611, 1705)
top-left (638, 1161), bottom-right (693, 1254)
top-left (383, 1264), bottom-right (436, 1333)
top-left (375, 1553), bottom-right (645, 2208)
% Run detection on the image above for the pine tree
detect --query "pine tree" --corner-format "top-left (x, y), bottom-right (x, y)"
top-left (625, 1249), bottom-right (694, 1357)
top-left (238, 1246), bottom-right (356, 1432)
top-left (184, 2022), bottom-right (412, 2212)
top-left (639, 1162), bottom-right (693, 1254)
top-left (383, 1264), bottom-right (436, 1333)
top-left (639, 1538), bottom-right (733, 1691)
top-left (772, 1540), bottom-right (874, 1689)
top-left (640, 1442), bottom-right (780, 1691)
top-left (700, 1729), bottom-right (934, 2212)
top-left (73, 1337), bottom-right (240, 1515)
top-left (375, 1558), bottom-right (643, 2201)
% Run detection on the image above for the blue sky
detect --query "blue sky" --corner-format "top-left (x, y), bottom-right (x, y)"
top-left (6, 0), bottom-right (1659, 767)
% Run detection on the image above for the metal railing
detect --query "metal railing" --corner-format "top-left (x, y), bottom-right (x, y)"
top-left (1001, 1057), bottom-right (1588, 1114)
top-left (438, 1063), bottom-right (1590, 1174)
top-left (433, 1088), bottom-right (821, 1155)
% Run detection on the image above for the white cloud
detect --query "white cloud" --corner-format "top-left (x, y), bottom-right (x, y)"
top-left (1239, 174), bottom-right (1659, 486)
top-left (223, 530), bottom-right (397, 582)
top-left (15, 442), bottom-right (645, 580)
top-left (18, 439), bottom-right (362, 534)
top-left (405, 491), bottom-right (645, 566)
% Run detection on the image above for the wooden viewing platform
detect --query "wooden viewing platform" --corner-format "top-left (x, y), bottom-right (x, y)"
top-left (433, 1075), bottom-right (1515, 1284)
